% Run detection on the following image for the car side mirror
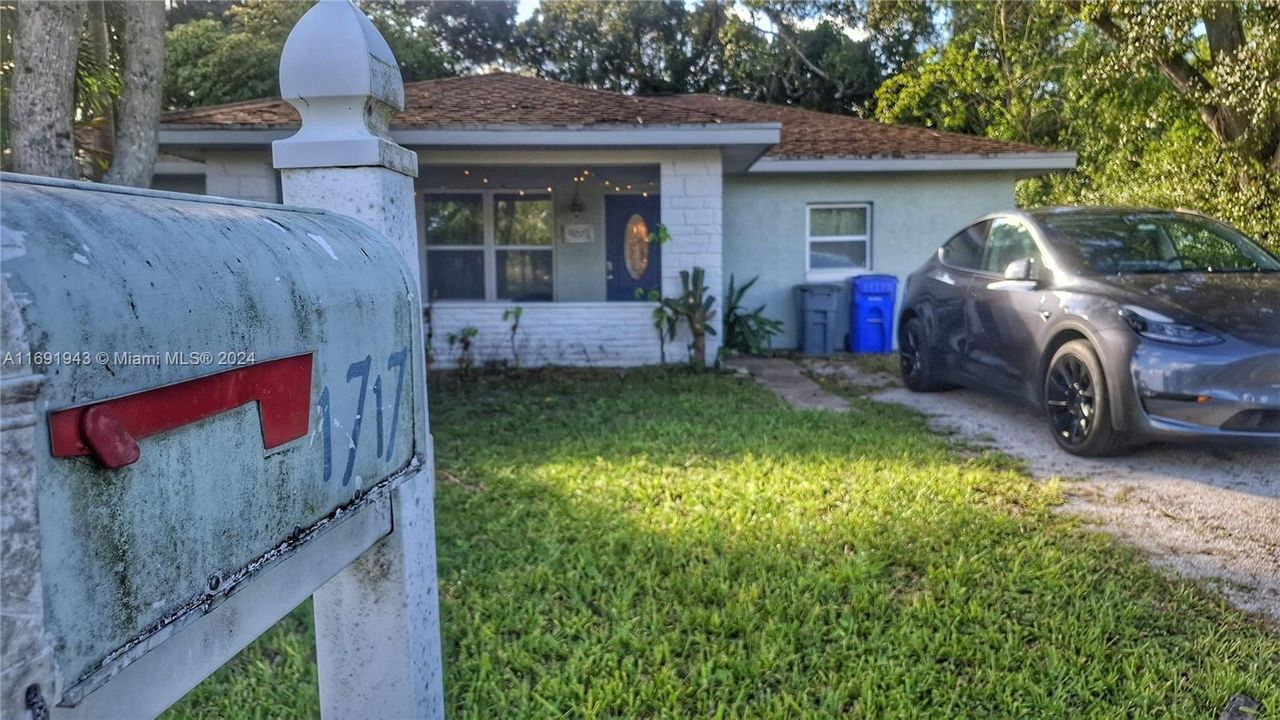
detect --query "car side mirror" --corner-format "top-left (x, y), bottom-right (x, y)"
top-left (1003, 257), bottom-right (1037, 282)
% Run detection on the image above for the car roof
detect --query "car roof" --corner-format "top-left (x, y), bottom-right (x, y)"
top-left (1024, 206), bottom-right (1205, 222)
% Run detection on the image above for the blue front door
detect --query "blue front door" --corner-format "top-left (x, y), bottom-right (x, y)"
top-left (605, 194), bottom-right (661, 301)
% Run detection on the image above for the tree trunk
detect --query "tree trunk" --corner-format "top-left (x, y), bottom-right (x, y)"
top-left (8, 2), bottom-right (87, 179)
top-left (104, 0), bottom-right (166, 188)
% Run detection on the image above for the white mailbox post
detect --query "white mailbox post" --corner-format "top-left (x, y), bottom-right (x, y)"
top-left (273, 2), bottom-right (444, 718)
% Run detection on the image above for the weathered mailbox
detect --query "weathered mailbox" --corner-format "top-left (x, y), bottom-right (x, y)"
top-left (0, 173), bottom-right (431, 716)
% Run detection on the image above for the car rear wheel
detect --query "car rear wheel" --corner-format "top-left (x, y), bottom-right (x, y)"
top-left (900, 316), bottom-right (948, 392)
top-left (1043, 340), bottom-right (1125, 456)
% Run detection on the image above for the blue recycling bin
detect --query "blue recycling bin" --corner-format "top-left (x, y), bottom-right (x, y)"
top-left (850, 274), bottom-right (898, 353)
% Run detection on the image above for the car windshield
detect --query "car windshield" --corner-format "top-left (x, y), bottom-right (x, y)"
top-left (1037, 211), bottom-right (1280, 275)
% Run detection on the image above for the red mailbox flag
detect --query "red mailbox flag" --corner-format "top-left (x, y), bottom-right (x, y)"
top-left (49, 354), bottom-right (313, 469)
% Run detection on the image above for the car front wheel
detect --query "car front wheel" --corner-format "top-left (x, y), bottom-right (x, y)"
top-left (900, 316), bottom-right (948, 392)
top-left (1043, 340), bottom-right (1125, 456)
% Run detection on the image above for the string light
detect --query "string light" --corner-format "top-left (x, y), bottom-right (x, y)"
top-left (445, 167), bottom-right (655, 194)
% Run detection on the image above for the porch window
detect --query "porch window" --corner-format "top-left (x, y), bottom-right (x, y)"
top-left (424, 191), bottom-right (554, 301)
top-left (424, 193), bottom-right (484, 300)
top-left (806, 203), bottom-right (871, 278)
top-left (495, 193), bottom-right (553, 301)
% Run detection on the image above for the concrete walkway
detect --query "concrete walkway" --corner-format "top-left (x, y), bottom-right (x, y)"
top-left (727, 356), bottom-right (850, 411)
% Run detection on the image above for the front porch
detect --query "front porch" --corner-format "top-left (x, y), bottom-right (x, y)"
top-left (416, 151), bottom-right (724, 367)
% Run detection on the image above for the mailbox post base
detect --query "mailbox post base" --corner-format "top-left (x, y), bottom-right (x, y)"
top-left (313, 465), bottom-right (444, 720)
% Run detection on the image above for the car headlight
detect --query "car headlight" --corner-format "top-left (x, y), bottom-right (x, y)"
top-left (1119, 305), bottom-right (1223, 346)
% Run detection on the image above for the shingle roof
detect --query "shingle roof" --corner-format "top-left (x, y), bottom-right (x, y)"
top-left (657, 93), bottom-right (1055, 158)
top-left (161, 72), bottom-right (1062, 159)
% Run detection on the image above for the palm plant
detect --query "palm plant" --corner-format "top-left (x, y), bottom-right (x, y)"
top-left (724, 275), bottom-right (782, 355)
top-left (662, 267), bottom-right (717, 367)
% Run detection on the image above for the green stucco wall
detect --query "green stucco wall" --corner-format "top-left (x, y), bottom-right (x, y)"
top-left (723, 172), bottom-right (1023, 350)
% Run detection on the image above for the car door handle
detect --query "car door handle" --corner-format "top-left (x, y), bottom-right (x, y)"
top-left (985, 279), bottom-right (1039, 291)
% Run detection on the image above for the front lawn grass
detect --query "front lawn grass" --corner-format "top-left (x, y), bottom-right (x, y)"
top-left (167, 368), bottom-right (1279, 718)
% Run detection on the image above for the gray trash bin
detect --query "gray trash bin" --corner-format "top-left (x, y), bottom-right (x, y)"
top-left (796, 283), bottom-right (842, 354)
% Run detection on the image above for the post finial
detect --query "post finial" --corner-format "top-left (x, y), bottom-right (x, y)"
top-left (271, 0), bottom-right (417, 176)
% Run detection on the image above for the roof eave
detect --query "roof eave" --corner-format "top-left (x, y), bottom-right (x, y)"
top-left (157, 123), bottom-right (783, 174)
top-left (158, 122), bottom-right (781, 148)
top-left (747, 152), bottom-right (1078, 174)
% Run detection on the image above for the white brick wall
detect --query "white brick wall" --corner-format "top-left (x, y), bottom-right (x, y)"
top-left (427, 302), bottom-right (693, 368)
top-left (204, 151), bottom-right (279, 203)
top-left (660, 150), bottom-right (723, 364)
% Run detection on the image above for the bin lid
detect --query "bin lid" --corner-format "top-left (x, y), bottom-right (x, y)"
top-left (797, 283), bottom-right (843, 294)
top-left (851, 274), bottom-right (898, 293)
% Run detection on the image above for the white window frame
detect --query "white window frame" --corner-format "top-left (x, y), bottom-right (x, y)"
top-left (422, 189), bottom-right (556, 302)
top-left (805, 202), bottom-right (872, 281)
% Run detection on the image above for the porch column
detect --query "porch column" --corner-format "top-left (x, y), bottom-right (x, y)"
top-left (660, 150), bottom-right (724, 365)
top-left (272, 2), bottom-right (444, 719)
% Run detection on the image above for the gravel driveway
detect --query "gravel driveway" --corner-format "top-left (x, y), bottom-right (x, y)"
top-left (805, 357), bottom-right (1280, 624)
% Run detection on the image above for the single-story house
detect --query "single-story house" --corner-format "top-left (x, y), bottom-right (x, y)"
top-left (153, 72), bottom-right (1075, 367)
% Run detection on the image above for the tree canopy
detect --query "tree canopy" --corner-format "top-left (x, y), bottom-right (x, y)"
top-left (162, 1), bottom-right (466, 110)
top-left (874, 0), bottom-right (1279, 248)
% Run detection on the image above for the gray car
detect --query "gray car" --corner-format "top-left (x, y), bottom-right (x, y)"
top-left (897, 207), bottom-right (1280, 456)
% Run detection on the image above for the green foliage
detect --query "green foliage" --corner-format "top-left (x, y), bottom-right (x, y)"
top-left (165, 1), bottom-right (238, 28)
top-left (637, 287), bottom-right (679, 365)
top-left (661, 267), bottom-right (717, 368)
top-left (71, 2), bottom-right (127, 176)
top-left (877, 0), bottom-right (1280, 253)
top-left (165, 371), bottom-right (1280, 718)
top-left (729, 15), bottom-right (882, 114)
top-left (1023, 116), bottom-right (1280, 251)
top-left (723, 274), bottom-right (782, 355)
top-left (742, 0), bottom-right (937, 73)
top-left (421, 0), bottom-right (517, 70)
top-left (511, 0), bottom-right (884, 113)
top-left (502, 306), bottom-right (523, 369)
top-left (512, 0), bottom-right (729, 94)
top-left (876, 1), bottom-right (1078, 142)
top-left (447, 326), bottom-right (479, 373)
top-left (163, 16), bottom-right (285, 110)
top-left (162, 1), bottom-right (454, 110)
